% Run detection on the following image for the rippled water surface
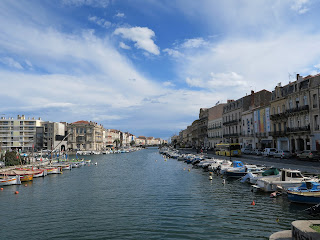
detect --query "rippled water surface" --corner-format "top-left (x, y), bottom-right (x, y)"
top-left (0, 148), bottom-right (317, 239)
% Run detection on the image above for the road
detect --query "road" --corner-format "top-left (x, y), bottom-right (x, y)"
top-left (178, 148), bottom-right (320, 175)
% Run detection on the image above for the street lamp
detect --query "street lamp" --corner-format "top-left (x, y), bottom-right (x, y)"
top-left (229, 138), bottom-right (232, 161)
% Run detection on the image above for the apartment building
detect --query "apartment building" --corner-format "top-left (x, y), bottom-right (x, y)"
top-left (253, 106), bottom-right (272, 149)
top-left (198, 108), bottom-right (208, 147)
top-left (207, 103), bottom-right (225, 148)
top-left (35, 121), bottom-right (67, 151)
top-left (67, 120), bottom-right (104, 151)
top-left (0, 115), bottom-right (42, 151)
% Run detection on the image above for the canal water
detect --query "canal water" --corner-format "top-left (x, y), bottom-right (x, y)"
top-left (0, 148), bottom-right (317, 239)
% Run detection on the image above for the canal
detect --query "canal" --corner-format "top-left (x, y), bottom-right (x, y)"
top-left (0, 148), bottom-right (317, 239)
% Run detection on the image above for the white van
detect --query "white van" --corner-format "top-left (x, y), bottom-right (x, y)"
top-left (262, 148), bottom-right (277, 157)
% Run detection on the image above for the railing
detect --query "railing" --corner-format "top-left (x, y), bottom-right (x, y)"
top-left (223, 133), bottom-right (239, 138)
top-left (287, 125), bottom-right (310, 133)
top-left (208, 126), bottom-right (222, 130)
top-left (270, 112), bottom-right (288, 120)
top-left (223, 119), bottom-right (240, 126)
top-left (286, 105), bottom-right (309, 114)
top-left (269, 131), bottom-right (287, 137)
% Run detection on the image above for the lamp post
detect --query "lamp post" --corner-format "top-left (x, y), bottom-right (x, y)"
top-left (229, 138), bottom-right (232, 161)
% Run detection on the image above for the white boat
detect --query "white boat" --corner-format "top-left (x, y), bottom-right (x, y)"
top-left (240, 168), bottom-right (279, 184)
top-left (0, 175), bottom-right (21, 186)
top-left (207, 159), bottom-right (232, 171)
top-left (225, 164), bottom-right (265, 178)
top-left (253, 169), bottom-right (318, 192)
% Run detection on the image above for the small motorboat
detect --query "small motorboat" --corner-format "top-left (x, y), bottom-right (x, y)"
top-left (287, 182), bottom-right (320, 204)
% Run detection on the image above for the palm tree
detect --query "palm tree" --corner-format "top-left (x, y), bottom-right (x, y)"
top-left (113, 139), bottom-right (120, 149)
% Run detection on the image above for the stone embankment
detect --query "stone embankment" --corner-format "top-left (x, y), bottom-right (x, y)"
top-left (270, 220), bottom-right (320, 240)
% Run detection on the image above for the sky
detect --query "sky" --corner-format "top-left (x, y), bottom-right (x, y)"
top-left (1, 0), bottom-right (320, 140)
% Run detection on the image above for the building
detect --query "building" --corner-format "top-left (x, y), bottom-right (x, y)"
top-left (198, 108), bottom-right (208, 147)
top-left (35, 121), bottom-right (68, 151)
top-left (0, 115), bottom-right (42, 151)
top-left (207, 103), bottom-right (225, 149)
top-left (270, 74), bottom-right (320, 152)
top-left (67, 120), bottom-right (104, 151)
top-left (253, 106), bottom-right (272, 149)
top-left (136, 136), bottom-right (146, 146)
top-left (105, 129), bottom-right (121, 148)
top-left (223, 90), bottom-right (271, 145)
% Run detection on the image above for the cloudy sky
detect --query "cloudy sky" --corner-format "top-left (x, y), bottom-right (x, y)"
top-left (1, 0), bottom-right (320, 139)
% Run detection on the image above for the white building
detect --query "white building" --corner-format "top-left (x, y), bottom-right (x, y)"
top-left (0, 115), bottom-right (42, 151)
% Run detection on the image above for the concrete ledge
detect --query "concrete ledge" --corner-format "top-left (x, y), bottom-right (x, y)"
top-left (292, 220), bottom-right (320, 240)
top-left (269, 230), bottom-right (292, 240)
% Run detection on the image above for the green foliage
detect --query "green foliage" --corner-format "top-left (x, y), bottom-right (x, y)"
top-left (5, 151), bottom-right (20, 166)
top-left (311, 225), bottom-right (320, 233)
top-left (130, 140), bottom-right (135, 146)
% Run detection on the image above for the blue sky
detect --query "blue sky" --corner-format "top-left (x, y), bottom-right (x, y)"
top-left (1, 0), bottom-right (320, 140)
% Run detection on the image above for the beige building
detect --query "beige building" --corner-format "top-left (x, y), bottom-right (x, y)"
top-left (105, 129), bottom-right (121, 147)
top-left (207, 103), bottom-right (225, 148)
top-left (270, 74), bottom-right (319, 152)
top-left (136, 136), bottom-right (146, 145)
top-left (0, 115), bottom-right (42, 151)
top-left (68, 120), bottom-right (104, 151)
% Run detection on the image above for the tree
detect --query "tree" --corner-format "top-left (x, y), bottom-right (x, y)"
top-left (113, 139), bottom-right (120, 149)
top-left (130, 140), bottom-right (135, 146)
top-left (5, 151), bottom-right (20, 166)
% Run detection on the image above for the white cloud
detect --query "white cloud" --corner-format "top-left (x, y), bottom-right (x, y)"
top-left (163, 48), bottom-right (183, 58)
top-left (181, 38), bottom-right (208, 48)
top-left (119, 42), bottom-right (131, 50)
top-left (88, 16), bottom-right (111, 28)
top-left (62, 0), bottom-right (109, 8)
top-left (291, 0), bottom-right (309, 14)
top-left (114, 27), bottom-right (160, 55)
top-left (115, 12), bottom-right (125, 18)
top-left (163, 81), bottom-right (175, 87)
top-left (0, 57), bottom-right (23, 69)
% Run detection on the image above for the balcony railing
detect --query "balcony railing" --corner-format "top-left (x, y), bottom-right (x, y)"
top-left (223, 119), bottom-right (240, 126)
top-left (223, 133), bottom-right (239, 138)
top-left (208, 126), bottom-right (222, 130)
top-left (287, 125), bottom-right (310, 133)
top-left (270, 112), bottom-right (288, 121)
top-left (269, 131), bottom-right (287, 137)
top-left (286, 105), bottom-right (309, 115)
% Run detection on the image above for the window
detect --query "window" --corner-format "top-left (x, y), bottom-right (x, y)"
top-left (272, 107), bottom-right (275, 115)
top-left (303, 95), bottom-right (308, 105)
top-left (282, 105), bottom-right (285, 113)
top-left (315, 115), bottom-right (319, 130)
top-left (289, 99), bottom-right (293, 109)
top-left (313, 94), bottom-right (318, 108)
top-left (277, 106), bottom-right (280, 114)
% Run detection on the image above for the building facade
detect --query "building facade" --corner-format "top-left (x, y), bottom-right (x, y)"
top-left (67, 120), bottom-right (105, 151)
top-left (0, 115), bottom-right (42, 151)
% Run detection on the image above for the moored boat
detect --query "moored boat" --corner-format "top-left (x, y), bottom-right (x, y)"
top-left (0, 175), bottom-right (21, 186)
top-left (287, 182), bottom-right (320, 204)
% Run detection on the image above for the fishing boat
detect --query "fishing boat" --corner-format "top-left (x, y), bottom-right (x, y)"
top-left (253, 169), bottom-right (317, 192)
top-left (46, 167), bottom-right (62, 174)
top-left (220, 161), bottom-right (244, 175)
top-left (0, 175), bottom-right (21, 186)
top-left (287, 182), bottom-right (320, 204)
top-left (15, 168), bottom-right (47, 178)
top-left (0, 170), bottom-right (34, 182)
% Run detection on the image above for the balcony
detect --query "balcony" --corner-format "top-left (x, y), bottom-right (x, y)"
top-left (269, 131), bottom-right (287, 137)
top-left (223, 133), bottom-right (239, 138)
top-left (270, 112), bottom-right (288, 121)
top-left (223, 119), bottom-right (240, 126)
top-left (208, 126), bottom-right (222, 130)
top-left (286, 105), bottom-right (309, 115)
top-left (287, 125), bottom-right (310, 133)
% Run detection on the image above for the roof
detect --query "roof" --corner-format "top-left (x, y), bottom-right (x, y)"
top-left (71, 120), bottom-right (90, 125)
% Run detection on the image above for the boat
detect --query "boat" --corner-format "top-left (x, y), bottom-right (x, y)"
top-left (220, 161), bottom-right (244, 175)
top-left (225, 164), bottom-right (265, 178)
top-left (0, 170), bottom-right (34, 182)
top-left (287, 182), bottom-right (320, 204)
top-left (46, 167), bottom-right (62, 174)
top-left (240, 168), bottom-right (279, 184)
top-left (253, 169), bottom-right (317, 192)
top-left (15, 168), bottom-right (47, 178)
top-left (0, 175), bottom-right (21, 186)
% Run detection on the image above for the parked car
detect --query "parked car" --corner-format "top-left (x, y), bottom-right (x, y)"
top-left (253, 149), bottom-right (263, 156)
top-left (297, 150), bottom-right (320, 161)
top-left (274, 150), bottom-right (292, 159)
top-left (262, 148), bottom-right (277, 157)
top-left (241, 148), bottom-right (252, 154)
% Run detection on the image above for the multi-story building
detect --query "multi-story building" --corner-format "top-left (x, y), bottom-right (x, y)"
top-left (0, 115), bottom-right (42, 151)
top-left (35, 121), bottom-right (68, 151)
top-left (207, 103), bottom-right (225, 149)
top-left (198, 108), bottom-right (208, 147)
top-left (253, 106), bottom-right (272, 149)
top-left (105, 129), bottom-right (121, 147)
top-left (136, 136), bottom-right (146, 146)
top-left (223, 90), bottom-right (271, 145)
top-left (67, 120), bottom-right (104, 151)
top-left (308, 73), bottom-right (320, 150)
top-left (271, 74), bottom-right (320, 152)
